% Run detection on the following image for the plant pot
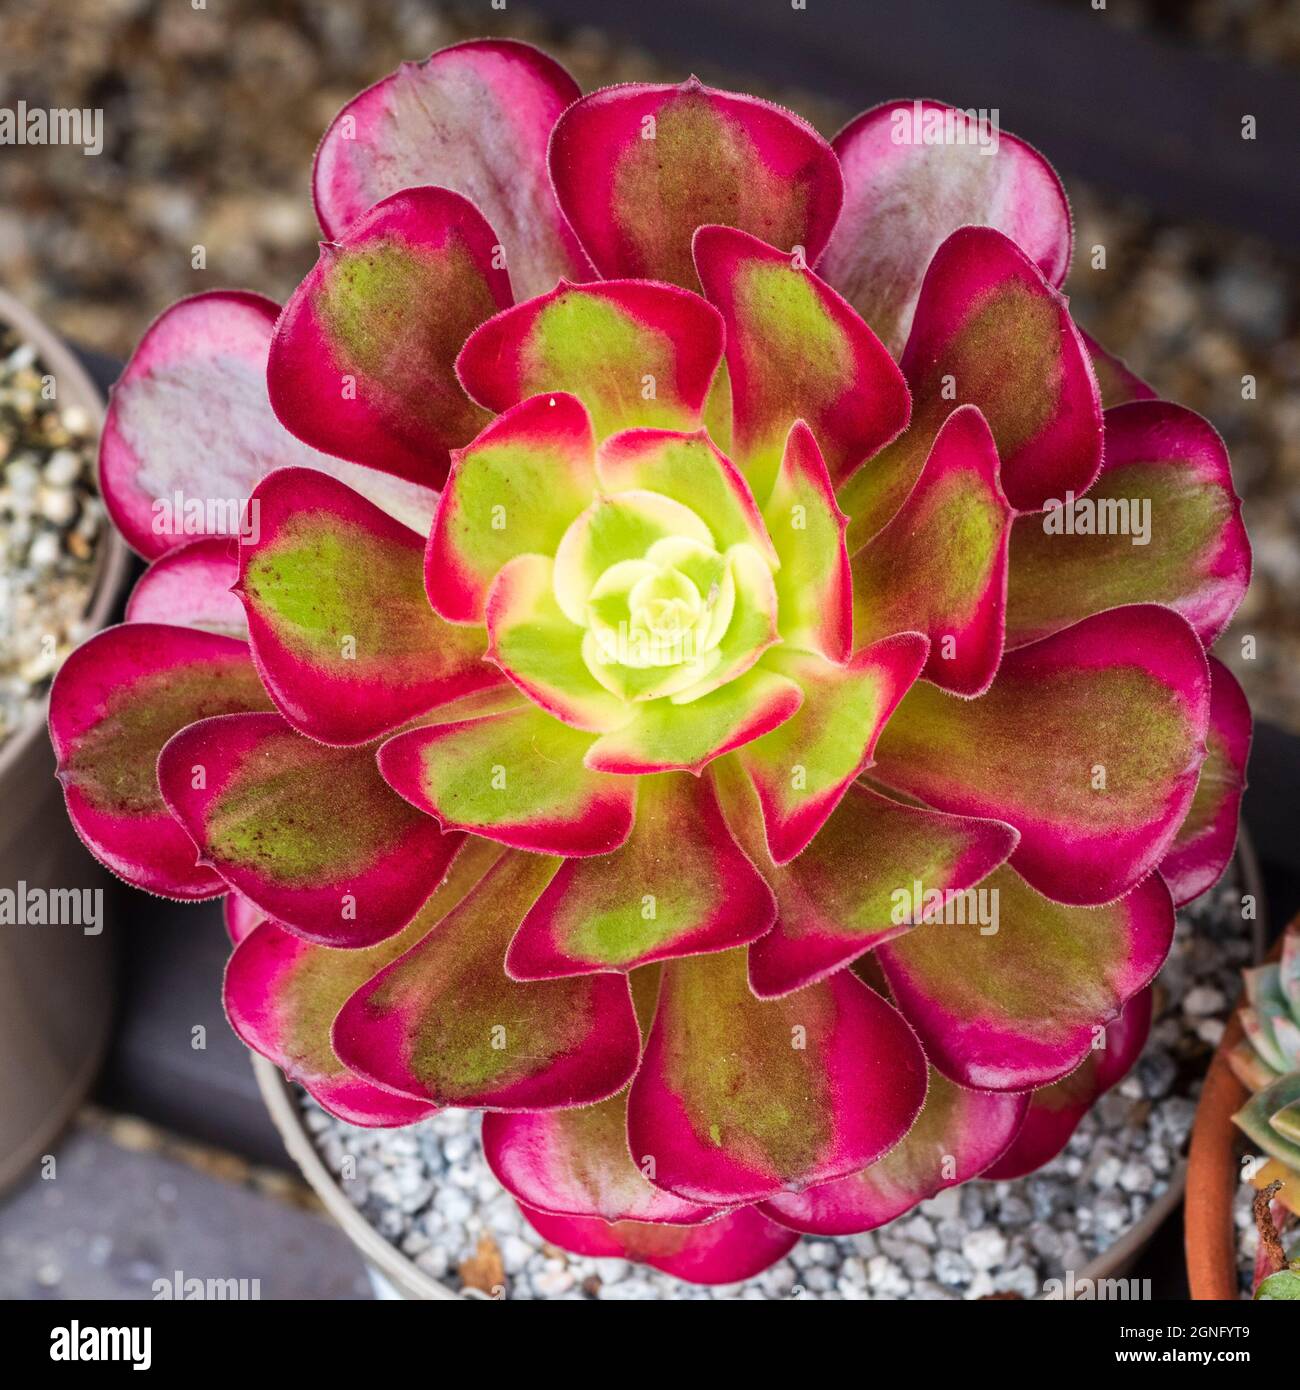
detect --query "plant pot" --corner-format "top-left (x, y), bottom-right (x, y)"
top-left (1185, 902), bottom-right (1285, 1301)
top-left (0, 289), bottom-right (133, 1193)
top-left (253, 838), bottom-right (1266, 1301)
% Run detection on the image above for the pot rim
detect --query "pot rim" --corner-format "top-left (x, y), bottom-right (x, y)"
top-left (1185, 845), bottom-right (1279, 1303)
top-left (253, 831), bottom-right (1269, 1302)
top-left (0, 286), bottom-right (133, 784)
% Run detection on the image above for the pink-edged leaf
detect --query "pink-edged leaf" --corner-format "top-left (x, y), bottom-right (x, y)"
top-left (483, 1090), bottom-right (718, 1225)
top-left (583, 667), bottom-right (803, 776)
top-left (157, 711), bottom-right (460, 946)
top-left (762, 422), bottom-right (851, 663)
top-left (377, 703), bottom-right (635, 857)
top-left (762, 1068), bottom-right (1029, 1235)
top-left (873, 604), bottom-right (1211, 906)
top-left (1080, 328), bottom-right (1156, 407)
top-left (839, 225), bottom-right (1102, 544)
top-left (224, 837), bottom-right (501, 1126)
top-left (818, 99), bottom-right (1072, 355)
top-left (595, 428), bottom-right (776, 563)
top-left (505, 771), bottom-right (775, 979)
top-left (223, 891), bottom-right (264, 946)
top-left (100, 291), bottom-right (438, 559)
top-left (49, 624), bottom-right (273, 899)
top-left (981, 987), bottom-right (1154, 1179)
top-left (457, 280), bottom-right (724, 439)
top-left (426, 392), bottom-right (596, 625)
top-left (229, 919), bottom-right (437, 1127)
top-left (1159, 657), bottom-right (1251, 906)
top-left (549, 77), bottom-right (842, 294)
top-left (312, 38), bottom-right (589, 299)
top-left (878, 867), bottom-right (1172, 1091)
top-left (125, 537), bottom-right (246, 638)
top-left (1006, 401), bottom-right (1250, 650)
top-left (483, 553), bottom-right (632, 733)
top-left (693, 224), bottom-right (910, 502)
top-left (519, 1203), bottom-right (797, 1286)
top-left (851, 404), bottom-right (1011, 696)
top-left (733, 638), bottom-right (928, 865)
top-left (333, 849), bottom-right (641, 1110)
top-left (713, 759), bottom-right (1017, 998)
top-left (236, 467), bottom-right (498, 747)
top-left (268, 187), bottom-right (511, 486)
top-left (626, 945), bottom-right (927, 1204)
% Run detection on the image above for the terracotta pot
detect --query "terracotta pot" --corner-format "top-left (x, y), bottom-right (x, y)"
top-left (1186, 908), bottom-right (1286, 1301)
top-left (0, 289), bottom-right (133, 1192)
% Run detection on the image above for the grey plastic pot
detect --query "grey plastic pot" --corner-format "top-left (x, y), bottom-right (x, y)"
top-left (0, 289), bottom-right (132, 1193)
top-left (251, 836), bottom-right (1267, 1301)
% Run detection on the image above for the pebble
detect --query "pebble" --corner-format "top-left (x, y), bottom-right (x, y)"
top-left (305, 800), bottom-right (1250, 1301)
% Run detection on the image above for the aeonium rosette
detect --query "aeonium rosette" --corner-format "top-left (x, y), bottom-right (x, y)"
top-left (50, 40), bottom-right (1253, 1285)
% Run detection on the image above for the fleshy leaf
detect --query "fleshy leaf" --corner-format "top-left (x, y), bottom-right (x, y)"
top-left (714, 762), bottom-right (1017, 999)
top-left (484, 553), bottom-right (633, 731)
top-left (626, 945), bottom-right (927, 1203)
top-left (1081, 329), bottom-right (1155, 407)
top-left (851, 404), bottom-right (1011, 696)
top-left (1005, 401), bottom-right (1250, 650)
top-left (1159, 657), bottom-right (1251, 907)
top-left (818, 99), bottom-right (1071, 355)
top-left (877, 867), bottom-right (1172, 1090)
top-left (100, 291), bottom-right (438, 558)
top-left (981, 987), bottom-right (1153, 1179)
top-left (762, 422), bottom-right (851, 663)
top-left (584, 667), bottom-right (803, 776)
top-left (268, 187), bottom-right (511, 486)
top-left (838, 225), bottom-right (1101, 542)
top-left (483, 1090), bottom-right (718, 1225)
top-left (549, 77), bottom-right (842, 293)
top-left (224, 837), bottom-right (501, 1126)
top-left (49, 624), bottom-right (273, 898)
top-left (223, 892), bottom-right (264, 946)
top-left (312, 39), bottom-right (588, 299)
top-left (125, 537), bottom-right (246, 638)
top-left (377, 703), bottom-right (635, 857)
top-left (596, 428), bottom-right (775, 564)
top-left (332, 849), bottom-right (641, 1109)
top-left (236, 467), bottom-right (498, 746)
top-left (693, 224), bottom-right (910, 502)
top-left (733, 639), bottom-right (929, 865)
top-left (157, 711), bottom-right (460, 946)
top-left (519, 1204), bottom-right (798, 1286)
top-left (457, 281), bottom-right (724, 439)
top-left (426, 392), bottom-right (596, 625)
top-left (505, 771), bottom-right (775, 979)
top-left (1235, 1074), bottom-right (1300, 1172)
top-left (762, 1068), bottom-right (1029, 1234)
top-left (872, 604), bottom-right (1210, 906)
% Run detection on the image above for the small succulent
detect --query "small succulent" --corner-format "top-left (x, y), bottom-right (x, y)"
top-left (51, 41), bottom-right (1253, 1284)
top-left (1231, 924), bottom-right (1300, 1218)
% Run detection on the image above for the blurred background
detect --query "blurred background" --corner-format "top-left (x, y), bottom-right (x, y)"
top-left (0, 0), bottom-right (1296, 1301)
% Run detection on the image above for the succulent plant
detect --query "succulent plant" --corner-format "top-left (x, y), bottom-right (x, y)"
top-left (1231, 925), bottom-right (1300, 1218)
top-left (51, 41), bottom-right (1253, 1285)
